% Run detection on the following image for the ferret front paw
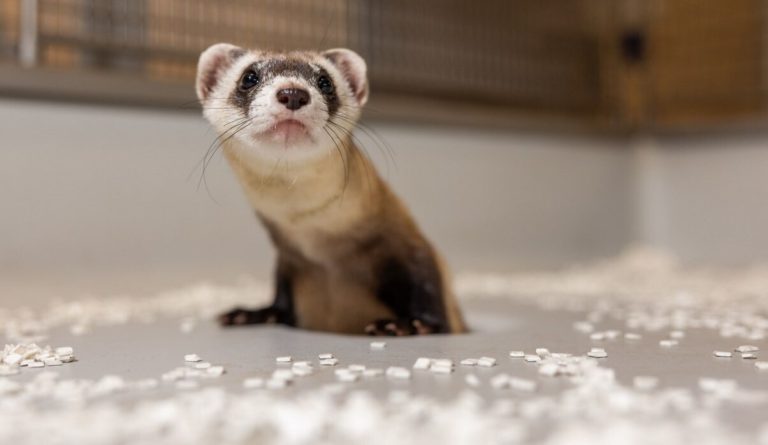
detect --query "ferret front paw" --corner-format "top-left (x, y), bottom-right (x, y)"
top-left (217, 307), bottom-right (278, 326)
top-left (364, 318), bottom-right (436, 336)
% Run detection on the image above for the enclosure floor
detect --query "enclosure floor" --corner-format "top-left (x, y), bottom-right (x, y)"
top-left (2, 293), bottom-right (767, 445)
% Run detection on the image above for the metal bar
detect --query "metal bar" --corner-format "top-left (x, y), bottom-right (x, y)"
top-left (19, 0), bottom-right (38, 66)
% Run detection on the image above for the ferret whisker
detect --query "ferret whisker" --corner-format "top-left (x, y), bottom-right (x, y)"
top-left (322, 124), bottom-right (351, 195)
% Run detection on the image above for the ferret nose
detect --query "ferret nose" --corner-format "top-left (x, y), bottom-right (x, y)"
top-left (276, 88), bottom-right (310, 110)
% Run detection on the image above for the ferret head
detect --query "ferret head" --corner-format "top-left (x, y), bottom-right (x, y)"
top-left (196, 43), bottom-right (368, 162)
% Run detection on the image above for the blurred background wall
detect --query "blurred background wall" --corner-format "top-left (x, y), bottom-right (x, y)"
top-left (1, 0), bottom-right (768, 299)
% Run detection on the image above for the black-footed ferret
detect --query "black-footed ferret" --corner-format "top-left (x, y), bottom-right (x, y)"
top-left (196, 43), bottom-right (466, 335)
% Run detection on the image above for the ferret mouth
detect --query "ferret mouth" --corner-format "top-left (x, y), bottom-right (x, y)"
top-left (259, 119), bottom-right (311, 144)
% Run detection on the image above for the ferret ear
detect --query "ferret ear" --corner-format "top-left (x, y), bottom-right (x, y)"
top-left (196, 43), bottom-right (246, 103)
top-left (323, 48), bottom-right (369, 106)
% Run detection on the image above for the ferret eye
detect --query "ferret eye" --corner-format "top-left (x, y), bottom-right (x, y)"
top-left (317, 75), bottom-right (334, 95)
top-left (239, 70), bottom-right (260, 91)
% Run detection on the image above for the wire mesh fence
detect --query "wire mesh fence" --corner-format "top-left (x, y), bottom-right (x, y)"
top-left (1, 0), bottom-right (767, 127)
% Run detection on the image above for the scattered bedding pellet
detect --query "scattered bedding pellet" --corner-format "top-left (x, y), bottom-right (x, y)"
top-left (318, 353), bottom-right (334, 360)
top-left (319, 358), bottom-right (339, 366)
top-left (176, 380), bottom-right (199, 390)
top-left (460, 358), bottom-right (478, 366)
top-left (272, 369), bottom-right (294, 381)
top-left (736, 345), bottom-right (759, 353)
top-left (194, 362), bottom-right (212, 370)
top-left (659, 340), bottom-right (678, 348)
top-left (413, 357), bottom-right (432, 370)
top-left (363, 368), bottom-right (383, 378)
top-left (587, 348), bottom-right (608, 359)
top-left (509, 351), bottom-right (525, 358)
top-left (370, 341), bottom-right (387, 350)
top-left (490, 374), bottom-right (510, 389)
top-left (713, 351), bottom-right (732, 358)
top-left (508, 377), bottom-right (537, 392)
top-left (348, 364), bottom-right (366, 372)
top-left (184, 354), bottom-right (202, 363)
top-left (755, 361), bottom-right (768, 371)
top-left (741, 353), bottom-right (758, 360)
top-left (465, 374), bottom-right (480, 387)
top-left (670, 330), bottom-right (685, 339)
top-left (624, 333), bottom-right (642, 340)
top-left (386, 367), bottom-right (411, 380)
top-left (243, 377), bottom-right (264, 389)
top-left (524, 355), bottom-right (541, 363)
top-left (266, 378), bottom-right (290, 389)
top-left (633, 376), bottom-right (659, 391)
top-left (535, 348), bottom-right (551, 357)
top-left (275, 356), bottom-right (292, 364)
top-left (538, 363), bottom-right (560, 377)
top-left (477, 357), bottom-right (497, 367)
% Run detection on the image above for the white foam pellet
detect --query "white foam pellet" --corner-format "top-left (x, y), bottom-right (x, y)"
top-left (272, 369), bottom-right (294, 381)
top-left (604, 330), bottom-right (621, 340)
top-left (0, 365), bottom-right (19, 376)
top-left (573, 321), bottom-right (594, 333)
top-left (336, 371), bottom-right (359, 383)
top-left (624, 333), bottom-right (642, 340)
top-left (490, 374), bottom-right (510, 389)
top-left (714, 351), bottom-right (732, 358)
top-left (670, 330), bottom-right (685, 339)
top-left (477, 357), bottom-right (497, 367)
top-left (55, 347), bottom-right (73, 356)
top-left (659, 339), bottom-right (678, 348)
top-left (590, 332), bottom-right (606, 341)
top-left (206, 366), bottom-right (225, 377)
top-left (184, 354), bottom-right (202, 363)
top-left (587, 348), bottom-right (608, 359)
top-left (291, 366), bottom-right (313, 377)
top-left (736, 345), bottom-right (759, 353)
top-left (633, 376), bottom-right (659, 391)
top-left (27, 361), bottom-right (44, 368)
top-left (3, 353), bottom-right (22, 366)
top-left (243, 378), bottom-right (264, 389)
top-left (275, 356), bottom-right (292, 363)
top-left (460, 358), bottom-right (478, 366)
top-left (369, 341), bottom-right (387, 350)
top-left (755, 361), bottom-right (768, 371)
top-left (363, 368), bottom-right (383, 378)
top-left (509, 351), bottom-right (525, 358)
top-left (318, 353), bottom-right (334, 360)
top-left (348, 364), bottom-right (366, 372)
top-left (524, 355), bottom-right (541, 363)
top-left (538, 363), bottom-right (560, 377)
top-left (699, 378), bottom-right (737, 394)
top-left (386, 367), bottom-right (411, 380)
top-left (43, 358), bottom-right (62, 366)
top-left (292, 361), bottom-right (311, 367)
top-left (194, 362), bottom-right (212, 370)
top-left (266, 378), bottom-right (290, 389)
top-left (741, 353), bottom-right (758, 360)
top-left (319, 358), bottom-right (339, 366)
top-left (465, 374), bottom-right (481, 387)
top-left (536, 348), bottom-right (551, 357)
top-left (176, 380), bottom-right (199, 390)
top-left (430, 364), bottom-right (453, 374)
top-left (413, 357), bottom-right (432, 370)
top-left (508, 377), bottom-right (537, 392)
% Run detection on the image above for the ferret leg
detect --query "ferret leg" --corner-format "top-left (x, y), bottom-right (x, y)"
top-left (218, 259), bottom-right (296, 327)
top-left (367, 255), bottom-right (449, 335)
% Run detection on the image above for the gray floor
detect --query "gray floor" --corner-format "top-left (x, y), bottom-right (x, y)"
top-left (3, 297), bottom-right (766, 444)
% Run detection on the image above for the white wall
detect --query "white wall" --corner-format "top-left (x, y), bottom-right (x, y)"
top-left (635, 133), bottom-right (768, 265)
top-left (0, 99), bottom-right (633, 300)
